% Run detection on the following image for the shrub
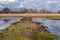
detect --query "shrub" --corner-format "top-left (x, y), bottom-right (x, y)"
top-left (37, 31), bottom-right (57, 40)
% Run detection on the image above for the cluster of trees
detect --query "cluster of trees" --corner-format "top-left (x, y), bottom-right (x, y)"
top-left (0, 7), bottom-right (60, 13)
top-left (0, 7), bottom-right (28, 13)
top-left (0, 8), bottom-right (12, 13)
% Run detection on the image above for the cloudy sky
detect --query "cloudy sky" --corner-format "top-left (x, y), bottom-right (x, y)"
top-left (0, 0), bottom-right (60, 12)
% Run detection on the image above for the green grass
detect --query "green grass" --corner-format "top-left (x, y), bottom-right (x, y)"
top-left (38, 31), bottom-right (57, 40)
top-left (0, 21), bottom-right (57, 40)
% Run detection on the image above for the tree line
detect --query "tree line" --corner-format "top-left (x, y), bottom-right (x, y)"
top-left (0, 7), bottom-right (59, 13)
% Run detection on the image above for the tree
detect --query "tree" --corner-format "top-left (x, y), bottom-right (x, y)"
top-left (58, 10), bottom-right (60, 13)
top-left (28, 8), bottom-right (37, 13)
top-left (20, 8), bottom-right (28, 13)
top-left (3, 7), bottom-right (11, 13)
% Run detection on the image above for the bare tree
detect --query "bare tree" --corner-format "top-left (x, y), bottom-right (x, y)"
top-left (28, 8), bottom-right (37, 13)
top-left (19, 8), bottom-right (28, 13)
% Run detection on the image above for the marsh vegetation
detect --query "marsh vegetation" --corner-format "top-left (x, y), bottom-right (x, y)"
top-left (0, 17), bottom-right (56, 40)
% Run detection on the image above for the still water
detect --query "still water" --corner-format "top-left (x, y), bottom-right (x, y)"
top-left (0, 18), bottom-right (60, 40)
top-left (32, 18), bottom-right (60, 40)
top-left (0, 18), bottom-right (22, 30)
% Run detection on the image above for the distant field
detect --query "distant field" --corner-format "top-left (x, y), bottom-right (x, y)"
top-left (0, 12), bottom-right (59, 14)
top-left (0, 13), bottom-right (60, 20)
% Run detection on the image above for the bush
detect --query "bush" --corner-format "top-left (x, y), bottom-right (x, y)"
top-left (37, 31), bottom-right (57, 40)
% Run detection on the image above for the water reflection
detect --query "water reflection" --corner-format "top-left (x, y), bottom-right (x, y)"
top-left (32, 18), bottom-right (60, 40)
top-left (0, 18), bottom-right (22, 30)
top-left (0, 18), bottom-right (60, 40)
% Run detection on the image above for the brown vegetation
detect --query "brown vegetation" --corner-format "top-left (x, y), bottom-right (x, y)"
top-left (0, 17), bottom-right (56, 40)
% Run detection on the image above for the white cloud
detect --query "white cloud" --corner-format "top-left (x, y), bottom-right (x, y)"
top-left (7, 0), bottom-right (16, 2)
top-left (0, 0), bottom-right (6, 2)
top-left (16, 5), bottom-right (24, 8)
top-left (0, 0), bottom-right (18, 8)
top-left (58, 4), bottom-right (60, 6)
top-left (0, 0), bottom-right (60, 11)
top-left (0, 5), bottom-right (3, 8)
top-left (46, 1), bottom-right (59, 4)
top-left (22, 0), bottom-right (60, 12)
top-left (0, 0), bottom-right (16, 3)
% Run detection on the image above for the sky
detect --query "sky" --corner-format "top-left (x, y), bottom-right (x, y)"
top-left (0, 0), bottom-right (60, 12)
